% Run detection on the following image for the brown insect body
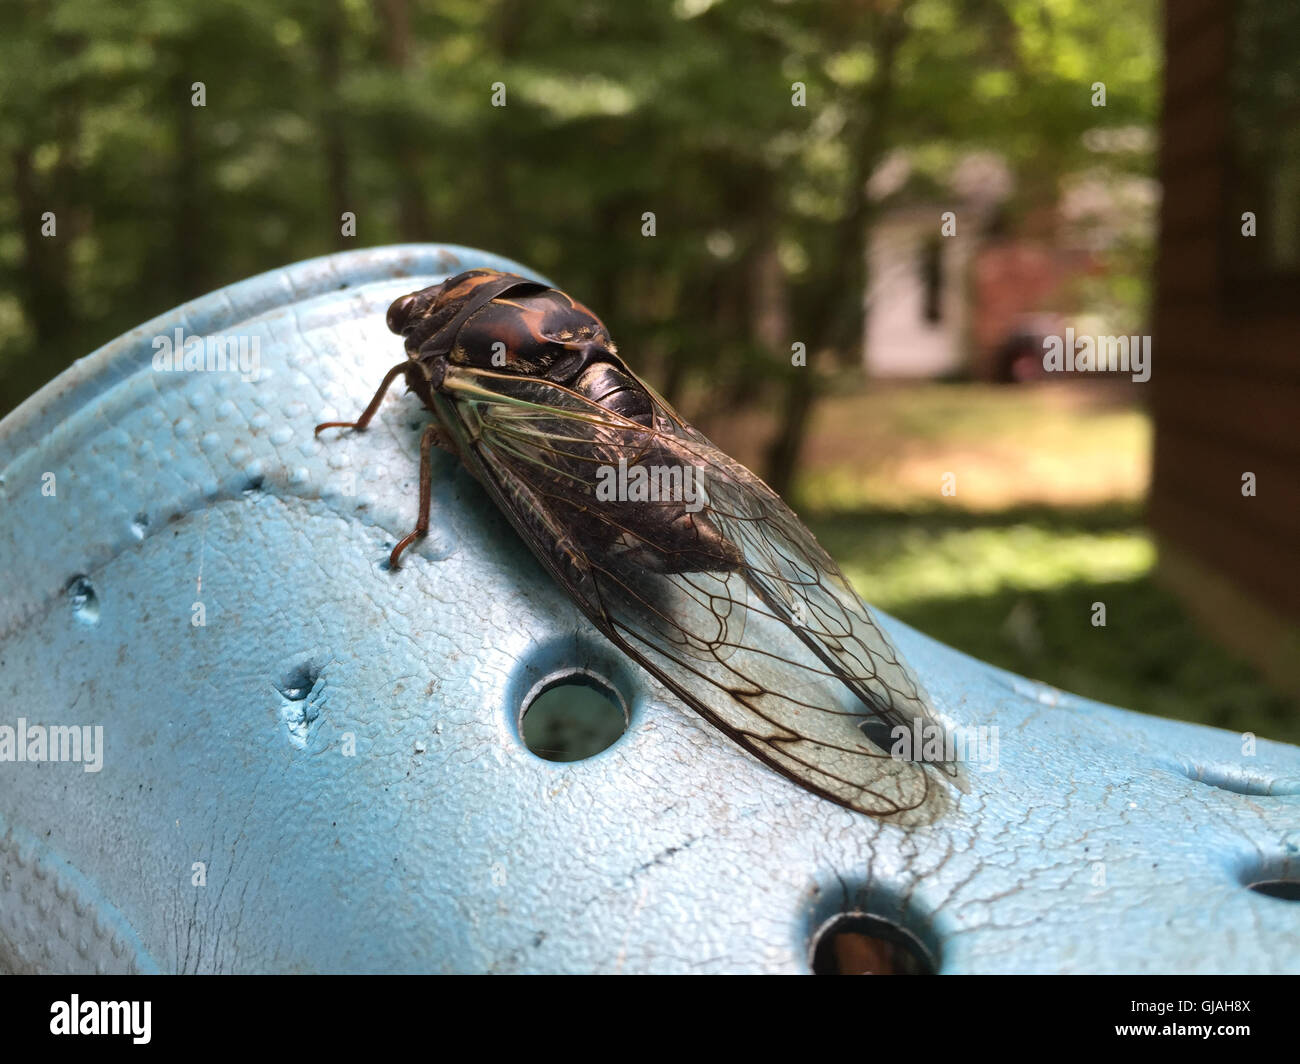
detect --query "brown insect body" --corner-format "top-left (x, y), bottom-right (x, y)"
top-left (317, 269), bottom-right (964, 820)
top-left (387, 270), bottom-right (740, 578)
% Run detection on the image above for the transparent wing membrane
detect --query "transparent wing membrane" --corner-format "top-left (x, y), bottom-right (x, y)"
top-left (439, 366), bottom-right (964, 821)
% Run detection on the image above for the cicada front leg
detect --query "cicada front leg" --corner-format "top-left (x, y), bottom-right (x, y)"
top-left (314, 361), bottom-right (410, 436)
top-left (314, 358), bottom-right (455, 569)
top-left (389, 421), bottom-right (451, 569)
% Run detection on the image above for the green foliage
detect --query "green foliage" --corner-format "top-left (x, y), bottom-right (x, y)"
top-left (0, 0), bottom-right (1158, 421)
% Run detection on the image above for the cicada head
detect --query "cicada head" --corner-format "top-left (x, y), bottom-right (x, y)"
top-left (387, 269), bottom-right (619, 382)
top-left (386, 269), bottom-right (521, 350)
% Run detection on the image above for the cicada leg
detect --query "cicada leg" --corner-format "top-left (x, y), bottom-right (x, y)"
top-left (314, 361), bottom-right (409, 435)
top-left (389, 422), bottom-right (448, 569)
top-left (316, 360), bottom-right (452, 569)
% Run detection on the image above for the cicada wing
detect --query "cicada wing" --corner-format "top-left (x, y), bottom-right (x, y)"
top-left (602, 564), bottom-right (950, 821)
top-left (437, 367), bottom-right (963, 821)
top-left (668, 428), bottom-right (962, 746)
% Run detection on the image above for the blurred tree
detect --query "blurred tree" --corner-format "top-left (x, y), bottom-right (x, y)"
top-left (0, 0), bottom-right (1157, 488)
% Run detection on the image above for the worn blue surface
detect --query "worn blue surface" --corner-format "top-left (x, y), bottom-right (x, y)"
top-left (0, 244), bottom-right (1297, 974)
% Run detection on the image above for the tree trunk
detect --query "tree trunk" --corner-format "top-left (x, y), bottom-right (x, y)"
top-left (762, 0), bottom-right (913, 498)
top-left (375, 0), bottom-right (433, 239)
top-left (170, 56), bottom-right (205, 301)
top-left (321, 0), bottom-right (351, 249)
top-left (10, 144), bottom-right (73, 419)
top-left (12, 149), bottom-right (69, 352)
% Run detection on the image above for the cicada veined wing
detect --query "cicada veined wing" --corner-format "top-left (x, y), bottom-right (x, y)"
top-left (431, 363), bottom-right (967, 822)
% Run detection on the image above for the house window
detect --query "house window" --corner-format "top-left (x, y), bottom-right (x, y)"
top-left (920, 235), bottom-right (943, 324)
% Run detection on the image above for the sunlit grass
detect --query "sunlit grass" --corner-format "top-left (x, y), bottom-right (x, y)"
top-left (830, 520), bottom-right (1154, 609)
top-left (804, 504), bottom-right (1296, 745)
top-left (798, 379), bottom-right (1152, 511)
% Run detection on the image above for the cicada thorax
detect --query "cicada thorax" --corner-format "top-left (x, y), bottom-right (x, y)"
top-left (390, 270), bottom-right (633, 410)
top-left (391, 270), bottom-right (742, 578)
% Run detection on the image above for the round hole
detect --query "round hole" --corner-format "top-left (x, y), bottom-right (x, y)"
top-left (275, 662), bottom-right (319, 702)
top-left (810, 913), bottom-right (936, 975)
top-left (66, 575), bottom-right (100, 625)
top-left (858, 718), bottom-right (898, 756)
top-left (519, 670), bottom-right (628, 762)
top-left (1169, 760), bottom-right (1300, 796)
top-left (1247, 879), bottom-right (1300, 901)
top-left (1232, 853), bottom-right (1300, 901)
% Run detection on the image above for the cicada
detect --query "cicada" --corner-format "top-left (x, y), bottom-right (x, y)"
top-left (317, 269), bottom-right (965, 821)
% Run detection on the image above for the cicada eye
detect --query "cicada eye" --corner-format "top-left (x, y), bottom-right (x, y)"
top-left (386, 293), bottom-right (420, 335)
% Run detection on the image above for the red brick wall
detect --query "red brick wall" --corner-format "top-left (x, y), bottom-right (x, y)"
top-left (970, 242), bottom-right (1097, 378)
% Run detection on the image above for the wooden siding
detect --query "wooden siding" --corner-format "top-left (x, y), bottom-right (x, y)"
top-left (1151, 1), bottom-right (1300, 620)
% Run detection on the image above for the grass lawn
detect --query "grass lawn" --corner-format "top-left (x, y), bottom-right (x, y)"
top-left (708, 380), bottom-right (1297, 746)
